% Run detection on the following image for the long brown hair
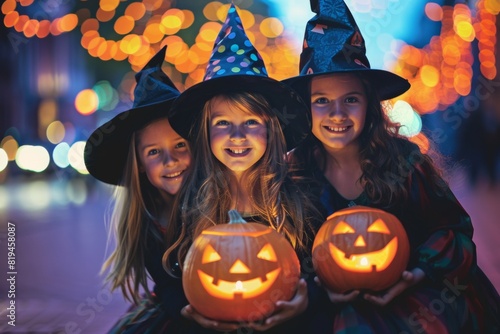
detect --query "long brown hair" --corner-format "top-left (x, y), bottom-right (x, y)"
top-left (164, 92), bottom-right (315, 274)
top-left (101, 130), bottom-right (172, 304)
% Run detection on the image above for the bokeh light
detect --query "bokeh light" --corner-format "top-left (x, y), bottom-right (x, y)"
top-left (0, 149), bottom-right (8, 172)
top-left (75, 89), bottom-right (99, 115)
top-left (68, 141), bottom-right (89, 174)
top-left (15, 145), bottom-right (50, 173)
top-left (53, 142), bottom-right (71, 168)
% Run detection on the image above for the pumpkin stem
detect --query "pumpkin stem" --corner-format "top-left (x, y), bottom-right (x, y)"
top-left (228, 210), bottom-right (247, 224)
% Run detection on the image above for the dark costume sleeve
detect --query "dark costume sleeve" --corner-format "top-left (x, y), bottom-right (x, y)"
top-left (144, 237), bottom-right (188, 320)
top-left (406, 162), bottom-right (476, 283)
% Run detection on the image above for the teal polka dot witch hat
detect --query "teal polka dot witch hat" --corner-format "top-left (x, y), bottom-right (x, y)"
top-left (169, 3), bottom-right (310, 151)
top-left (283, 0), bottom-right (410, 101)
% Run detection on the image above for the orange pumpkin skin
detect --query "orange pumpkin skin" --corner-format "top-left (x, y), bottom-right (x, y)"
top-left (182, 212), bottom-right (300, 322)
top-left (312, 206), bottom-right (410, 293)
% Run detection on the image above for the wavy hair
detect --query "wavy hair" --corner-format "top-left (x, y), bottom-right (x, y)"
top-left (164, 92), bottom-right (315, 274)
top-left (101, 129), bottom-right (172, 304)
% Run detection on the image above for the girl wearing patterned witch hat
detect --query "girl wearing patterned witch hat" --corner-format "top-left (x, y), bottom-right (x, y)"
top-left (163, 3), bottom-right (323, 333)
top-left (285, 0), bottom-right (500, 333)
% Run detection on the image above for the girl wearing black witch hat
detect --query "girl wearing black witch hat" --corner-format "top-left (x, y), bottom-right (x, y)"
top-left (285, 0), bottom-right (500, 333)
top-left (84, 47), bottom-right (193, 333)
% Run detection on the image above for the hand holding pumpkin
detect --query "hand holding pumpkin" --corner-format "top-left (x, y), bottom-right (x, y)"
top-left (314, 276), bottom-right (360, 303)
top-left (181, 304), bottom-right (242, 332)
top-left (363, 267), bottom-right (426, 306)
top-left (248, 278), bottom-right (308, 331)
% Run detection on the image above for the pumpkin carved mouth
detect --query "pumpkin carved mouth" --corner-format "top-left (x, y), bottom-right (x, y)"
top-left (329, 237), bottom-right (398, 272)
top-left (197, 268), bottom-right (281, 300)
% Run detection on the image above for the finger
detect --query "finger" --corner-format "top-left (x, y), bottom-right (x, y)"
top-left (314, 276), bottom-right (322, 287)
top-left (401, 270), bottom-right (413, 281)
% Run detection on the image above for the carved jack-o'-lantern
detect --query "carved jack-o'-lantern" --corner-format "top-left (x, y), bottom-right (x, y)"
top-left (312, 206), bottom-right (410, 293)
top-left (182, 210), bottom-right (300, 322)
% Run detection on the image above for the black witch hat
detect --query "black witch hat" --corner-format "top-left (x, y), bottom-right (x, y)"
top-left (84, 46), bottom-right (181, 185)
top-left (284, 0), bottom-right (410, 101)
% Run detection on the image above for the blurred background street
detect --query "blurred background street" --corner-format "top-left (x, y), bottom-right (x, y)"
top-left (1, 0), bottom-right (499, 332)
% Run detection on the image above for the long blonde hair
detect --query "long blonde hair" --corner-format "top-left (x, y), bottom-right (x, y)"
top-left (164, 92), bottom-right (316, 273)
top-left (101, 131), bottom-right (171, 304)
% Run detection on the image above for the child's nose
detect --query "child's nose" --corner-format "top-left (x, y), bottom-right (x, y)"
top-left (163, 152), bottom-right (178, 166)
top-left (328, 102), bottom-right (347, 120)
top-left (230, 125), bottom-right (246, 141)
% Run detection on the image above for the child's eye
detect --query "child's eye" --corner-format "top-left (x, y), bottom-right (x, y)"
top-left (147, 148), bottom-right (159, 156)
top-left (175, 142), bottom-right (187, 149)
top-left (214, 120), bottom-right (230, 126)
top-left (245, 119), bottom-right (261, 126)
top-left (345, 96), bottom-right (359, 103)
top-left (312, 97), bottom-right (329, 104)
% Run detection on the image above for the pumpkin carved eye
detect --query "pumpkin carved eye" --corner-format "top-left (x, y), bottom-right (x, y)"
top-left (202, 244), bottom-right (221, 264)
top-left (367, 219), bottom-right (390, 234)
top-left (257, 243), bottom-right (277, 262)
top-left (332, 221), bottom-right (355, 234)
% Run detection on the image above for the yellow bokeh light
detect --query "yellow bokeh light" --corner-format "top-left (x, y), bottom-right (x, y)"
top-left (455, 21), bottom-right (475, 41)
top-left (420, 65), bottom-right (439, 87)
top-left (216, 4), bottom-right (232, 22)
top-left (259, 17), bottom-right (284, 38)
top-left (47, 121), bottom-right (66, 144)
top-left (75, 89), bottom-right (98, 115)
top-left (120, 34), bottom-right (143, 55)
top-left (161, 12), bottom-right (182, 35)
top-left (199, 21), bottom-right (222, 43)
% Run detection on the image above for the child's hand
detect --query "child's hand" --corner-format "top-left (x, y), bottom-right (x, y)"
top-left (363, 268), bottom-right (426, 306)
top-left (248, 278), bottom-right (308, 331)
top-left (181, 304), bottom-right (241, 332)
top-left (314, 276), bottom-right (360, 303)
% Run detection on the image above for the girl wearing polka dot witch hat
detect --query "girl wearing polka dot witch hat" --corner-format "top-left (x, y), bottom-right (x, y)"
top-left (285, 0), bottom-right (500, 333)
top-left (162, 3), bottom-right (323, 333)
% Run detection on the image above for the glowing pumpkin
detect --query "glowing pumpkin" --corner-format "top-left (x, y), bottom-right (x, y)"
top-left (312, 206), bottom-right (410, 293)
top-left (182, 210), bottom-right (300, 322)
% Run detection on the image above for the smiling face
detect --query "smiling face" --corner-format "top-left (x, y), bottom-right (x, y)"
top-left (209, 96), bottom-right (267, 177)
top-left (136, 118), bottom-right (191, 195)
top-left (310, 73), bottom-right (368, 152)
